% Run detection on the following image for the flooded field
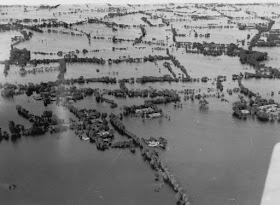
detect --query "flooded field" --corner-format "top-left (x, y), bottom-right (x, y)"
top-left (1, 2), bottom-right (280, 205)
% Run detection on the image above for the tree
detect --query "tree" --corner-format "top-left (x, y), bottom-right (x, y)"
top-left (8, 121), bottom-right (16, 134)
top-left (42, 110), bottom-right (53, 119)
top-left (16, 105), bottom-right (22, 111)
top-left (82, 49), bottom-right (88, 54)
top-left (1, 88), bottom-right (14, 98)
top-left (101, 113), bottom-right (107, 119)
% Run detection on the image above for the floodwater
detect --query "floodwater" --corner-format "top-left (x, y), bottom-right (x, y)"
top-left (1, 3), bottom-right (280, 205)
top-left (1, 91), bottom-right (279, 205)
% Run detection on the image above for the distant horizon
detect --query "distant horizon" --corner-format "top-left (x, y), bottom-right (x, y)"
top-left (0, 0), bottom-right (278, 6)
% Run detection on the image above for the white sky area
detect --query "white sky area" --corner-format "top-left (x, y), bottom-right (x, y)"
top-left (0, 0), bottom-right (277, 5)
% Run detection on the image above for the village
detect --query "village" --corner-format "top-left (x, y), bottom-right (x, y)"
top-left (0, 2), bottom-right (280, 205)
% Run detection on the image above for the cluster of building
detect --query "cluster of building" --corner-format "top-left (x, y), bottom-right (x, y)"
top-left (184, 24), bottom-right (235, 29)
top-left (135, 107), bottom-right (162, 119)
top-left (258, 104), bottom-right (280, 118)
top-left (259, 29), bottom-right (280, 46)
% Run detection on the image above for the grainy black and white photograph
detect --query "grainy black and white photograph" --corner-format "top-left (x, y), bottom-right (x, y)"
top-left (0, 0), bottom-right (279, 204)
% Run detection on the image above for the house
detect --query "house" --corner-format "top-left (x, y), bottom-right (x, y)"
top-left (148, 112), bottom-right (162, 119)
top-left (33, 94), bottom-right (42, 101)
top-left (240, 110), bottom-right (250, 115)
top-left (98, 131), bottom-right (110, 137)
top-left (148, 141), bottom-right (159, 147)
top-left (135, 107), bottom-right (154, 114)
